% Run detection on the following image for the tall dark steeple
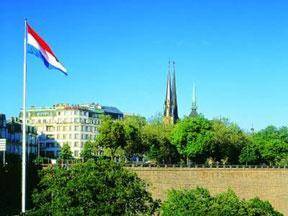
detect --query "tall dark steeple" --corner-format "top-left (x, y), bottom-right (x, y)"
top-left (171, 61), bottom-right (179, 123)
top-left (164, 61), bottom-right (172, 119)
top-left (163, 60), bottom-right (179, 124)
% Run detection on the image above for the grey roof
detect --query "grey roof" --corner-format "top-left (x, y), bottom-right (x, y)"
top-left (102, 106), bottom-right (123, 115)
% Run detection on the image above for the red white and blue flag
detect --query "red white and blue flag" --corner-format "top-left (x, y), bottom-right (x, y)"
top-left (27, 23), bottom-right (67, 75)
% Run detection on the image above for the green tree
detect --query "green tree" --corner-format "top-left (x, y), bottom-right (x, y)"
top-left (122, 115), bottom-right (147, 159)
top-left (245, 197), bottom-right (283, 216)
top-left (143, 122), bottom-right (179, 164)
top-left (277, 157), bottom-right (288, 166)
top-left (28, 159), bottom-right (159, 216)
top-left (161, 187), bottom-right (283, 216)
top-left (209, 189), bottom-right (246, 215)
top-left (239, 142), bottom-right (262, 165)
top-left (96, 115), bottom-right (149, 161)
top-left (123, 115), bottom-right (146, 128)
top-left (0, 154), bottom-right (40, 215)
top-left (240, 126), bottom-right (288, 166)
top-left (161, 187), bottom-right (211, 216)
top-left (171, 115), bottom-right (213, 163)
top-left (80, 140), bottom-right (96, 161)
top-left (209, 119), bottom-right (248, 164)
top-left (59, 143), bottom-right (73, 160)
top-left (96, 116), bottom-right (126, 159)
top-left (171, 116), bottom-right (249, 164)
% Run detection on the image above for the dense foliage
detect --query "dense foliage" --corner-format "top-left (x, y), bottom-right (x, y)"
top-left (142, 122), bottom-right (179, 164)
top-left (88, 115), bottom-right (288, 166)
top-left (28, 159), bottom-right (159, 216)
top-left (239, 126), bottom-right (288, 165)
top-left (171, 116), bottom-right (248, 164)
top-left (59, 142), bottom-right (73, 160)
top-left (161, 187), bottom-right (283, 216)
top-left (80, 140), bottom-right (96, 161)
top-left (171, 115), bottom-right (213, 163)
top-left (90, 115), bottom-right (179, 163)
top-left (96, 116), bottom-right (126, 159)
top-left (0, 154), bottom-right (40, 215)
top-left (2, 115), bottom-right (288, 215)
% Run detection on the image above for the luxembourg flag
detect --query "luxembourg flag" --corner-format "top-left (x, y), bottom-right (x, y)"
top-left (26, 23), bottom-right (67, 75)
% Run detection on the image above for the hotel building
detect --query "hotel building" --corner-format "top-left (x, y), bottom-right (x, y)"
top-left (22, 103), bottom-right (123, 158)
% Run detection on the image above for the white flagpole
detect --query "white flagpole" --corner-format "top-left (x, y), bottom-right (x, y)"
top-left (21, 19), bottom-right (27, 213)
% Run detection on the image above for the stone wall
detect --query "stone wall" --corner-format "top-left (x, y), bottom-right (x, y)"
top-left (129, 167), bottom-right (288, 215)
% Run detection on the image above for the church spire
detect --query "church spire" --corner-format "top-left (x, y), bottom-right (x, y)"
top-left (164, 60), bottom-right (172, 118)
top-left (190, 83), bottom-right (198, 117)
top-left (171, 61), bottom-right (179, 123)
top-left (163, 60), bottom-right (179, 124)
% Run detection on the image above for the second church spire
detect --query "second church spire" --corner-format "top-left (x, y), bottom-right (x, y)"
top-left (164, 60), bottom-right (179, 124)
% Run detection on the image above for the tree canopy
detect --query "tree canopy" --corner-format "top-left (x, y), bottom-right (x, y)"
top-left (96, 116), bottom-right (126, 159)
top-left (83, 114), bottom-right (288, 166)
top-left (171, 115), bottom-right (213, 163)
top-left (0, 154), bottom-right (40, 215)
top-left (122, 115), bottom-right (147, 159)
top-left (80, 140), bottom-right (97, 161)
top-left (161, 187), bottom-right (283, 216)
top-left (59, 143), bottom-right (73, 160)
top-left (28, 159), bottom-right (159, 216)
top-left (240, 126), bottom-right (288, 166)
top-left (209, 119), bottom-right (248, 164)
top-left (170, 116), bottom-right (248, 164)
top-left (142, 122), bottom-right (179, 164)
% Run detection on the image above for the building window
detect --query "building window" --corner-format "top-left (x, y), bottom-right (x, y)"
top-left (47, 126), bottom-right (53, 132)
top-left (74, 150), bottom-right (79, 157)
top-left (47, 134), bottom-right (54, 139)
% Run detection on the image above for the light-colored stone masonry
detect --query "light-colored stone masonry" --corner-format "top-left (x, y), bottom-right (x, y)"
top-left (129, 167), bottom-right (288, 215)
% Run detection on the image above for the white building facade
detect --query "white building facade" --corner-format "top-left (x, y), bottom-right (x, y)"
top-left (23, 103), bottom-right (123, 158)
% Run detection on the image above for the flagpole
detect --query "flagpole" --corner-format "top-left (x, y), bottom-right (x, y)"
top-left (22, 18), bottom-right (27, 214)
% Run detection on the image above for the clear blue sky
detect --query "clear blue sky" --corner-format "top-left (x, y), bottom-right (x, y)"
top-left (1, 0), bottom-right (288, 130)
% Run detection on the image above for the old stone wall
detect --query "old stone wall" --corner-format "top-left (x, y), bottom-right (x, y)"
top-left (129, 167), bottom-right (288, 215)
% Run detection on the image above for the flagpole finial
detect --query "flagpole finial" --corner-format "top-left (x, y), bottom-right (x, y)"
top-left (24, 19), bottom-right (27, 29)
